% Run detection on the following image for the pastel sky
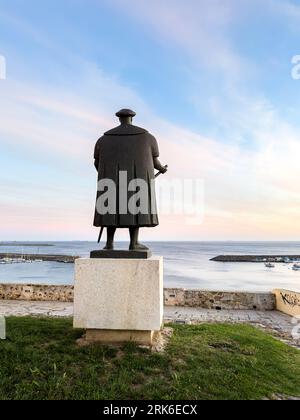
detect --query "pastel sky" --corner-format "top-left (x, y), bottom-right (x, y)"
top-left (1, 0), bottom-right (300, 241)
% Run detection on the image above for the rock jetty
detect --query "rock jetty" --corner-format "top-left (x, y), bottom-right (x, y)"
top-left (211, 255), bottom-right (300, 262)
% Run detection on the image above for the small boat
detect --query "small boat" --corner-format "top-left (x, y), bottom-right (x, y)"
top-left (265, 262), bottom-right (275, 268)
top-left (292, 263), bottom-right (300, 271)
top-left (12, 258), bottom-right (26, 264)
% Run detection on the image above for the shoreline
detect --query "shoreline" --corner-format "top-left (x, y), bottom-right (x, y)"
top-left (4, 253), bottom-right (300, 264)
top-left (0, 243), bottom-right (54, 247)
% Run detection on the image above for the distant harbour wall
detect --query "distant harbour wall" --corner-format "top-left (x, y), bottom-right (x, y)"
top-left (0, 284), bottom-right (276, 311)
top-left (211, 255), bottom-right (300, 262)
top-left (0, 253), bottom-right (77, 263)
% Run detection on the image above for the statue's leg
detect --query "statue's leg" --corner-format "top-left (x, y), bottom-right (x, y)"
top-left (104, 227), bottom-right (116, 250)
top-left (129, 227), bottom-right (149, 250)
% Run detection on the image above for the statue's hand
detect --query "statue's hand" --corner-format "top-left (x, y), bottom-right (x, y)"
top-left (154, 159), bottom-right (168, 177)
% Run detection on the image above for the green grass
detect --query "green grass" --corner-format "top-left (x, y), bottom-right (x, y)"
top-left (0, 317), bottom-right (299, 400)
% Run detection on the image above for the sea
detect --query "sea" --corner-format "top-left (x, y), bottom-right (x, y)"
top-left (0, 241), bottom-right (300, 292)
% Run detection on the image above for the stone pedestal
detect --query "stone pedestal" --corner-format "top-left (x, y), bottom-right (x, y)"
top-left (73, 257), bottom-right (163, 345)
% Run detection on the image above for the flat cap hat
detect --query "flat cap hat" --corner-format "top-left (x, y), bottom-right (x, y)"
top-left (116, 109), bottom-right (136, 118)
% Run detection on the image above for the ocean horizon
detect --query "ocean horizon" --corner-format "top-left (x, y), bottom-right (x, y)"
top-left (0, 241), bottom-right (300, 293)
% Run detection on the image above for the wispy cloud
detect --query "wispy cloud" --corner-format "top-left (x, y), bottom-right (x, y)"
top-left (268, 0), bottom-right (300, 27)
top-left (1, 1), bottom-right (300, 240)
top-left (104, 0), bottom-right (300, 239)
top-left (109, 0), bottom-right (248, 80)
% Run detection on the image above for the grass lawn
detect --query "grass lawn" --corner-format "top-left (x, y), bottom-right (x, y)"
top-left (0, 317), bottom-right (299, 400)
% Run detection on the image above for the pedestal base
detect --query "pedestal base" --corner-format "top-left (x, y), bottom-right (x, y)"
top-left (90, 249), bottom-right (152, 259)
top-left (73, 257), bottom-right (163, 345)
top-left (84, 329), bottom-right (154, 346)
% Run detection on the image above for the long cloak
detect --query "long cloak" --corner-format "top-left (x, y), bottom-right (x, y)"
top-left (93, 124), bottom-right (159, 228)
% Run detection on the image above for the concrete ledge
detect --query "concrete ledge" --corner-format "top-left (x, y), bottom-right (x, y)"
top-left (0, 283), bottom-right (276, 311)
top-left (273, 289), bottom-right (300, 317)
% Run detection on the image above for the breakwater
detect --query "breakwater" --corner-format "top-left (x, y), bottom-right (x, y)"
top-left (0, 253), bottom-right (77, 263)
top-left (211, 255), bottom-right (300, 262)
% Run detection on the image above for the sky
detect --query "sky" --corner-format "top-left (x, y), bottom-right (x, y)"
top-left (1, 0), bottom-right (300, 241)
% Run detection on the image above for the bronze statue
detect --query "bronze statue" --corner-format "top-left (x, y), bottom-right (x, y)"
top-left (93, 109), bottom-right (167, 255)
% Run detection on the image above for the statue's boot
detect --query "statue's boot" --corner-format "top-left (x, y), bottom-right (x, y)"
top-left (129, 242), bottom-right (149, 251)
top-left (103, 244), bottom-right (114, 250)
top-left (103, 227), bottom-right (116, 250)
top-left (129, 227), bottom-right (149, 251)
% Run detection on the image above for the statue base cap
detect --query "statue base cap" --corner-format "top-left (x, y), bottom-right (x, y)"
top-left (90, 249), bottom-right (152, 259)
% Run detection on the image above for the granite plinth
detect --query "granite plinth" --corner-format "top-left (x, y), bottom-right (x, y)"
top-left (73, 257), bottom-right (164, 344)
top-left (90, 249), bottom-right (152, 259)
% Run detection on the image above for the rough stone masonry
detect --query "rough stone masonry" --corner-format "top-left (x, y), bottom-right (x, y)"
top-left (0, 283), bottom-right (275, 311)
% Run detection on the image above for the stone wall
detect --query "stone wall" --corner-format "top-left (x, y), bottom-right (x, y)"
top-left (0, 283), bottom-right (276, 311)
top-left (0, 284), bottom-right (74, 302)
top-left (164, 288), bottom-right (275, 311)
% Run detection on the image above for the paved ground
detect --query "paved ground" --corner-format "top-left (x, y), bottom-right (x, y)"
top-left (0, 300), bottom-right (74, 318)
top-left (164, 306), bottom-right (300, 349)
top-left (0, 300), bottom-right (299, 349)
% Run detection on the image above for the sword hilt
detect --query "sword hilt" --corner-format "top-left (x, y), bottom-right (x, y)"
top-left (155, 165), bottom-right (168, 178)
